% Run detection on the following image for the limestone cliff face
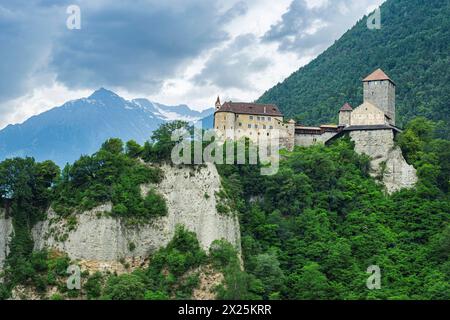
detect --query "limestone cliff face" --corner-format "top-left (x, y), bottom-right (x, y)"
top-left (0, 210), bottom-right (13, 270)
top-left (350, 130), bottom-right (417, 193)
top-left (32, 163), bottom-right (241, 270)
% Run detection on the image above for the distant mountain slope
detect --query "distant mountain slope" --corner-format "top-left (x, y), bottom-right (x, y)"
top-left (198, 113), bottom-right (214, 130)
top-left (258, 0), bottom-right (450, 138)
top-left (0, 89), bottom-right (213, 166)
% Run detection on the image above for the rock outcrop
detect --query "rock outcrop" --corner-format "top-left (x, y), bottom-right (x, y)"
top-left (32, 163), bottom-right (241, 270)
top-left (350, 130), bottom-right (417, 193)
top-left (0, 209), bottom-right (13, 270)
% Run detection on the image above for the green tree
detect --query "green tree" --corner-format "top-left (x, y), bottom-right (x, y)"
top-left (126, 140), bottom-right (143, 158)
top-left (102, 273), bottom-right (146, 300)
top-left (253, 252), bottom-right (285, 299)
top-left (288, 263), bottom-right (333, 300)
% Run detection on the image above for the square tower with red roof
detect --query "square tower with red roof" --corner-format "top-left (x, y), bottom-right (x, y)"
top-left (363, 69), bottom-right (396, 125)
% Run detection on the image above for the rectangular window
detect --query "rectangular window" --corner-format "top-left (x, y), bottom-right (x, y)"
top-left (263, 125), bottom-right (266, 129)
top-left (248, 124), bottom-right (252, 128)
top-left (249, 116), bottom-right (254, 120)
top-left (261, 117), bottom-right (265, 121)
top-left (255, 125), bottom-right (258, 129)
top-left (269, 126), bottom-right (273, 129)
top-left (239, 122), bottom-right (242, 126)
top-left (268, 117), bottom-right (271, 121)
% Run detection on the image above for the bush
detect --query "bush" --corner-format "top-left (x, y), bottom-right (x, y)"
top-left (144, 290), bottom-right (170, 300)
top-left (102, 273), bottom-right (146, 300)
top-left (144, 190), bottom-right (168, 217)
top-left (50, 293), bottom-right (64, 300)
top-left (84, 272), bottom-right (103, 300)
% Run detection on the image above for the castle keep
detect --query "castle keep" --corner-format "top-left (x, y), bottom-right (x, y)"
top-left (214, 68), bottom-right (417, 192)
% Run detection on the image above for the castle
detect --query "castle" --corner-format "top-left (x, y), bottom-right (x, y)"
top-left (214, 68), bottom-right (417, 192)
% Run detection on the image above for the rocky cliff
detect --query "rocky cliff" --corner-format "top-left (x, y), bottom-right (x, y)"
top-left (350, 130), bottom-right (417, 193)
top-left (0, 209), bottom-right (13, 270)
top-left (32, 163), bottom-right (241, 272)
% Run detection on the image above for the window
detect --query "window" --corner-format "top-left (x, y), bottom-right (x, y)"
top-left (223, 126), bottom-right (225, 130)
top-left (267, 133), bottom-right (270, 136)
top-left (263, 125), bottom-right (266, 129)
top-left (268, 117), bottom-right (271, 121)
top-left (250, 116), bottom-right (254, 120)
top-left (255, 125), bottom-right (258, 129)
top-left (269, 126), bottom-right (273, 129)
top-left (257, 116), bottom-right (260, 121)
top-left (261, 117), bottom-right (265, 121)
top-left (239, 122), bottom-right (242, 126)
top-left (248, 124), bottom-right (252, 128)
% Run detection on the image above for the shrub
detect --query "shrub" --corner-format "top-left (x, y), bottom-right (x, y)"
top-left (84, 272), bottom-right (103, 300)
top-left (102, 273), bottom-right (146, 300)
top-left (144, 190), bottom-right (168, 217)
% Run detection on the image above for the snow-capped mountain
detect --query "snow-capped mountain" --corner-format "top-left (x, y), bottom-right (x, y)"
top-left (132, 98), bottom-right (213, 122)
top-left (0, 88), bottom-right (214, 166)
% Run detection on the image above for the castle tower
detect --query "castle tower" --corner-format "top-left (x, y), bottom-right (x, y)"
top-left (363, 69), bottom-right (396, 126)
top-left (339, 103), bottom-right (353, 127)
top-left (215, 96), bottom-right (221, 111)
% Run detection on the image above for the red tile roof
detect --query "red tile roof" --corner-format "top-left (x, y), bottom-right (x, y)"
top-left (340, 103), bottom-right (353, 111)
top-left (363, 68), bottom-right (395, 84)
top-left (216, 102), bottom-right (283, 117)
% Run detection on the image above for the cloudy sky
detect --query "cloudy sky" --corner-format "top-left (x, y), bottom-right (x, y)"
top-left (0, 0), bottom-right (384, 129)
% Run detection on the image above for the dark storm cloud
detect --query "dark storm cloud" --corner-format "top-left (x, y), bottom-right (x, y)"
top-left (263, 0), bottom-right (382, 56)
top-left (0, 0), bottom-right (63, 103)
top-left (49, 0), bottom-right (240, 93)
top-left (0, 0), bottom-right (247, 103)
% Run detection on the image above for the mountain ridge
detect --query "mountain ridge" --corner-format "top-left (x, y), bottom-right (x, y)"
top-left (0, 89), bottom-right (214, 166)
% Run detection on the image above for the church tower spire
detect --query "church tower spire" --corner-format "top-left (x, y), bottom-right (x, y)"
top-left (215, 96), bottom-right (221, 111)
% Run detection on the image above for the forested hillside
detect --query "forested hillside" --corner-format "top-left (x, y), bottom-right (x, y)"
top-left (1, 119), bottom-right (449, 299)
top-left (258, 0), bottom-right (450, 138)
top-left (217, 118), bottom-right (450, 299)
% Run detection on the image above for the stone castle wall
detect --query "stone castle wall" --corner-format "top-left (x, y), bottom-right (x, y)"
top-left (350, 102), bottom-right (388, 126)
top-left (363, 81), bottom-right (396, 125)
top-left (294, 131), bottom-right (338, 147)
